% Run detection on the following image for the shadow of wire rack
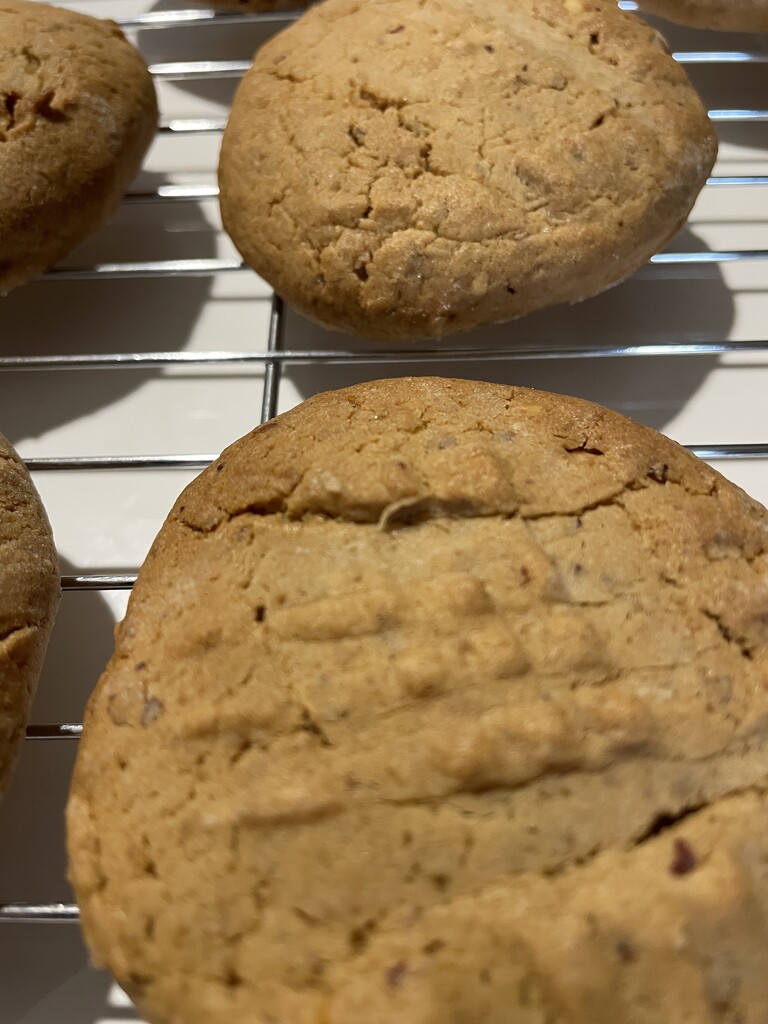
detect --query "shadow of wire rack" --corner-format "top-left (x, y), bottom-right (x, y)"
top-left (0, 0), bottom-right (767, 1020)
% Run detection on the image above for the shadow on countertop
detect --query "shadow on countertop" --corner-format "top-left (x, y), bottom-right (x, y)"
top-left (0, 172), bottom-right (215, 446)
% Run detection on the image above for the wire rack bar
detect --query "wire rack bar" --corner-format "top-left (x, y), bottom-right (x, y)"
top-left (150, 59), bottom-right (250, 80)
top-left (0, 904), bottom-right (79, 923)
top-left (61, 575), bottom-right (137, 591)
top-left (159, 118), bottom-right (227, 134)
top-left (122, 175), bottom-right (768, 204)
top-left (120, 8), bottom-right (300, 29)
top-left (43, 258), bottom-right (244, 280)
top-left (35, 250), bottom-right (768, 283)
top-left (26, 455), bottom-right (214, 471)
top-left (156, 111), bottom-right (768, 135)
top-left (20, 442), bottom-right (768, 475)
top-left (690, 444), bottom-right (768, 460)
top-left (147, 54), bottom-right (768, 81)
top-left (261, 295), bottom-right (285, 423)
top-left (709, 110), bottom-right (768, 123)
top-left (124, 184), bottom-right (221, 203)
top-left (707, 176), bottom-right (768, 187)
top-left (650, 251), bottom-right (768, 264)
top-left (675, 51), bottom-right (768, 64)
top-left (5, 340), bottom-right (768, 373)
top-left (26, 725), bottom-right (83, 739)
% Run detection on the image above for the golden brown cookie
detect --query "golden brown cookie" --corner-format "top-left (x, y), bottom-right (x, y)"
top-left (639, 0), bottom-right (768, 31)
top-left (0, 433), bottom-right (59, 797)
top-left (0, 0), bottom-right (158, 295)
top-left (69, 378), bottom-right (768, 1024)
top-left (219, 0), bottom-right (717, 342)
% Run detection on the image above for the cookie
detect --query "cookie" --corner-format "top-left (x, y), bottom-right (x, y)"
top-left (219, 0), bottom-right (717, 342)
top-left (0, 433), bottom-right (59, 797)
top-left (68, 377), bottom-right (768, 1024)
top-left (0, 0), bottom-right (158, 295)
top-left (639, 0), bottom-right (768, 31)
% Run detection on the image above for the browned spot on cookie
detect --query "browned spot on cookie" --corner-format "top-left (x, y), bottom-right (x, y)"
top-left (670, 838), bottom-right (697, 876)
top-left (386, 960), bottom-right (407, 988)
top-left (616, 938), bottom-right (636, 962)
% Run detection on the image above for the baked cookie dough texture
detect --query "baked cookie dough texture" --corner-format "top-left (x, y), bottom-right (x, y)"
top-left (0, 0), bottom-right (157, 295)
top-left (639, 0), bottom-right (768, 31)
top-left (70, 378), bottom-right (768, 1024)
top-left (219, 0), bottom-right (717, 342)
top-left (0, 433), bottom-right (59, 797)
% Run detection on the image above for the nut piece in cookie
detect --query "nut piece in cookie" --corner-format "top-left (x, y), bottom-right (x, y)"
top-left (0, 433), bottom-right (59, 796)
top-left (0, 0), bottom-right (158, 295)
top-left (638, 0), bottom-right (768, 32)
top-left (219, 0), bottom-right (716, 342)
top-left (68, 378), bottom-right (768, 1024)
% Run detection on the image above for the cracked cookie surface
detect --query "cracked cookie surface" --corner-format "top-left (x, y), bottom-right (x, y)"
top-left (219, 0), bottom-right (716, 342)
top-left (638, 0), bottom-right (768, 31)
top-left (0, 433), bottom-right (59, 796)
top-left (68, 377), bottom-right (768, 1023)
top-left (0, 0), bottom-right (157, 295)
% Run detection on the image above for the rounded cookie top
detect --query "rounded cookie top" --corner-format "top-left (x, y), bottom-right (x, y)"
top-left (219, 0), bottom-right (716, 342)
top-left (69, 378), bottom-right (768, 1024)
top-left (639, 0), bottom-right (768, 31)
top-left (0, 0), bottom-right (158, 295)
top-left (0, 433), bottom-right (59, 796)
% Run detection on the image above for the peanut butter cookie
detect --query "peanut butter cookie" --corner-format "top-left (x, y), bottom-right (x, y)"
top-left (219, 0), bottom-right (716, 341)
top-left (0, 432), bottom-right (59, 797)
top-left (0, 0), bottom-right (158, 294)
top-left (69, 378), bottom-right (768, 1024)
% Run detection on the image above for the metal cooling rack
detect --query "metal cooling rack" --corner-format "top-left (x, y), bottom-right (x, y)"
top-left (0, 3), bottom-right (767, 1012)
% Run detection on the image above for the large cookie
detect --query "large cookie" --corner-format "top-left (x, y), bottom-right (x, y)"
top-left (0, 433), bottom-right (59, 796)
top-left (0, 0), bottom-right (158, 295)
top-left (219, 0), bottom-right (717, 342)
top-left (639, 0), bottom-right (768, 30)
top-left (69, 378), bottom-right (768, 1024)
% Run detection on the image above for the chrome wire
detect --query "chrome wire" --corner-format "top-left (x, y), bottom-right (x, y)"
top-left (122, 176), bottom-right (768, 204)
top-left (147, 54), bottom-right (768, 80)
top-left (0, 904), bottom-right (79, 922)
top-left (153, 110), bottom-right (768, 134)
top-left (33, 250), bottom-right (768, 284)
top-left (6, 340), bottom-right (768, 373)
